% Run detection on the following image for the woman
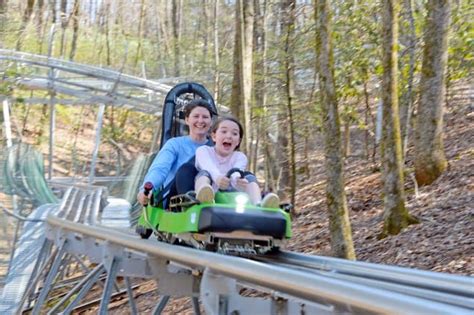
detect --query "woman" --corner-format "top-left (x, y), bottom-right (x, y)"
top-left (137, 99), bottom-right (214, 206)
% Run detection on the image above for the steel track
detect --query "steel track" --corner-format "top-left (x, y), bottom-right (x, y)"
top-left (253, 250), bottom-right (473, 309)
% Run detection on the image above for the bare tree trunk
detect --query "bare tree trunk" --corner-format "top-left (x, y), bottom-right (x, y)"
top-left (95, 2), bottom-right (105, 64)
top-left (343, 121), bottom-right (351, 157)
top-left (36, 104), bottom-right (49, 145)
top-left (253, 0), bottom-right (263, 174)
top-left (158, 0), bottom-right (172, 76)
top-left (134, 0), bottom-right (147, 68)
top-left (104, 3), bottom-right (111, 66)
top-left (251, 117), bottom-right (260, 175)
top-left (414, 0), bottom-right (451, 185)
top-left (255, 0), bottom-right (277, 192)
top-left (230, 0), bottom-right (243, 121)
top-left (0, 0), bottom-right (7, 50)
top-left (400, 0), bottom-right (416, 159)
top-left (363, 79), bottom-right (373, 160)
top-left (276, 121), bottom-right (289, 191)
top-left (16, 0), bottom-right (35, 51)
top-left (230, 0), bottom-right (254, 160)
top-left (380, 0), bottom-right (418, 237)
top-left (201, 0), bottom-right (210, 68)
top-left (282, 0), bottom-right (297, 207)
top-left (59, 0), bottom-right (68, 57)
top-left (172, 0), bottom-right (183, 76)
top-left (69, 0), bottom-right (80, 61)
top-left (275, 3), bottom-right (290, 193)
top-left (315, 0), bottom-right (355, 259)
top-left (151, 1), bottom-right (167, 77)
top-left (36, 0), bottom-right (47, 54)
top-left (213, 0), bottom-right (220, 102)
top-left (240, 0), bottom-right (253, 158)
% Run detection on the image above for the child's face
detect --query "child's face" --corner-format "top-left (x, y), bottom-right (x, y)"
top-left (212, 120), bottom-right (241, 157)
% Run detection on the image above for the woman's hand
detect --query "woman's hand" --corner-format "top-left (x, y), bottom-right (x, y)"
top-left (137, 191), bottom-right (149, 206)
top-left (216, 176), bottom-right (231, 190)
top-left (235, 178), bottom-right (249, 191)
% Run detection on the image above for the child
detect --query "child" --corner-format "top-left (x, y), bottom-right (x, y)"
top-left (194, 116), bottom-right (280, 208)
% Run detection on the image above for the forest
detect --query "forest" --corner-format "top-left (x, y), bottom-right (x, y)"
top-left (0, 0), bottom-right (472, 276)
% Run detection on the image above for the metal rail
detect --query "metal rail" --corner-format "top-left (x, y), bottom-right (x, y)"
top-left (0, 203), bottom-right (44, 223)
top-left (0, 49), bottom-right (171, 116)
top-left (266, 251), bottom-right (473, 297)
top-left (256, 251), bottom-right (473, 309)
top-left (43, 215), bottom-right (473, 314)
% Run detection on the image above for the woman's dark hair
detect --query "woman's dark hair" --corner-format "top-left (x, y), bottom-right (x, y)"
top-left (211, 116), bottom-right (244, 150)
top-left (184, 99), bottom-right (215, 118)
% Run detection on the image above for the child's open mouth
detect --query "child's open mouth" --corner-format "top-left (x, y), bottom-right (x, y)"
top-left (223, 141), bottom-right (232, 149)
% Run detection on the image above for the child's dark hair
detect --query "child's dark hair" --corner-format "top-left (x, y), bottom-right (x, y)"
top-left (184, 99), bottom-right (215, 118)
top-left (211, 116), bottom-right (244, 149)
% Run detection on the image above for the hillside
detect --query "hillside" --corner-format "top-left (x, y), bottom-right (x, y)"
top-left (2, 82), bottom-right (471, 314)
top-left (100, 83), bottom-right (472, 314)
top-left (289, 92), bottom-right (473, 275)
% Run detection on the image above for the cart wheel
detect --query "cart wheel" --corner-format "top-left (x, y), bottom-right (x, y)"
top-left (136, 226), bottom-right (152, 239)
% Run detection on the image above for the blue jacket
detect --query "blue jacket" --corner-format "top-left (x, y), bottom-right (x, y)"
top-left (142, 136), bottom-right (209, 191)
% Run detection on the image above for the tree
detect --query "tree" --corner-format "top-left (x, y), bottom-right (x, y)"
top-left (399, 0), bottom-right (417, 159)
top-left (212, 0), bottom-right (220, 102)
top-left (69, 0), bottom-right (80, 61)
top-left (414, 0), bottom-right (452, 185)
top-left (274, 3), bottom-right (290, 193)
top-left (15, 0), bottom-right (35, 51)
top-left (315, 0), bottom-right (355, 259)
top-left (230, 1), bottom-right (242, 121)
top-left (172, 0), bottom-right (183, 76)
top-left (134, 0), bottom-right (147, 67)
top-left (0, 0), bottom-right (7, 49)
top-left (254, 0), bottom-right (278, 192)
top-left (230, 0), bottom-right (253, 157)
top-left (281, 0), bottom-right (297, 207)
top-left (380, 0), bottom-right (418, 237)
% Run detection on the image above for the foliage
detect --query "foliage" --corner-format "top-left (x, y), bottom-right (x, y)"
top-left (448, 0), bottom-right (473, 81)
top-left (0, 0), bottom-right (471, 225)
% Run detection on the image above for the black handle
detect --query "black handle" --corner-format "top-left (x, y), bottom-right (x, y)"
top-left (225, 168), bottom-right (245, 179)
top-left (143, 182), bottom-right (154, 206)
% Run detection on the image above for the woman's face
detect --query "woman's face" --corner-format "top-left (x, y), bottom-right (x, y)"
top-left (185, 106), bottom-right (212, 140)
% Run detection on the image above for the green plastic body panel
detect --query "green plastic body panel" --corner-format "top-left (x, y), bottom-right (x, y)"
top-left (136, 192), bottom-right (292, 238)
top-left (214, 191), bottom-right (251, 205)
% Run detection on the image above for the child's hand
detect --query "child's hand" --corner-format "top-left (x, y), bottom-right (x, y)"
top-left (217, 176), bottom-right (230, 190)
top-left (235, 178), bottom-right (249, 190)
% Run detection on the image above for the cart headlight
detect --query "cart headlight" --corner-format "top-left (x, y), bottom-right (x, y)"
top-left (235, 194), bottom-right (248, 213)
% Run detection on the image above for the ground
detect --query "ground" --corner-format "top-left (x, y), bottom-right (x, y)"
top-left (289, 104), bottom-right (473, 275)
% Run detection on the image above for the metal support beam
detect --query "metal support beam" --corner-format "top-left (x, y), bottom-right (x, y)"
top-left (200, 268), bottom-right (332, 315)
top-left (99, 256), bottom-right (120, 315)
top-left (125, 277), bottom-right (138, 315)
top-left (2, 98), bottom-right (12, 147)
top-left (59, 263), bottom-right (106, 314)
top-left (152, 296), bottom-right (170, 315)
top-left (24, 239), bottom-right (53, 295)
top-left (191, 297), bottom-right (201, 315)
top-left (16, 242), bottom-right (58, 313)
top-left (47, 263), bottom-right (105, 314)
top-left (32, 240), bottom-right (67, 314)
top-left (48, 100), bottom-right (56, 180)
top-left (89, 103), bottom-right (105, 185)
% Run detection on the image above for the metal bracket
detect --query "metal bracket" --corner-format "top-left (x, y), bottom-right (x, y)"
top-left (148, 256), bottom-right (201, 297)
top-left (200, 268), bottom-right (333, 315)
